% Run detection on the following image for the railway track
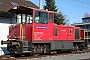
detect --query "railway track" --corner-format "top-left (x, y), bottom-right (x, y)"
top-left (80, 58), bottom-right (90, 60)
top-left (0, 48), bottom-right (90, 60)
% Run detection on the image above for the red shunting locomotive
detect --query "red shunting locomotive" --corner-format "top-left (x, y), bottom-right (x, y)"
top-left (1, 6), bottom-right (85, 56)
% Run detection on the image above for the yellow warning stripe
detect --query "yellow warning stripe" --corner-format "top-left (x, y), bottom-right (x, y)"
top-left (20, 24), bottom-right (22, 40)
top-left (20, 24), bottom-right (24, 41)
top-left (32, 24), bottom-right (34, 42)
top-left (22, 26), bottom-right (24, 41)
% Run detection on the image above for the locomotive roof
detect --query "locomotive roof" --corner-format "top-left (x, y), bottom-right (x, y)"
top-left (54, 23), bottom-right (80, 28)
top-left (8, 5), bottom-right (55, 14)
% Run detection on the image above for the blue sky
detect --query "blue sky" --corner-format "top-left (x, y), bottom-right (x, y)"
top-left (30, 0), bottom-right (90, 25)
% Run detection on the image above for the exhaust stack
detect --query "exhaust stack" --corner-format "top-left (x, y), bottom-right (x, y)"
top-left (39, 0), bottom-right (42, 9)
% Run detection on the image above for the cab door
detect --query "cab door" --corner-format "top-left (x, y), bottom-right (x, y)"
top-left (67, 28), bottom-right (74, 40)
top-left (47, 13), bottom-right (54, 40)
top-left (33, 10), bottom-right (48, 41)
top-left (53, 27), bottom-right (59, 40)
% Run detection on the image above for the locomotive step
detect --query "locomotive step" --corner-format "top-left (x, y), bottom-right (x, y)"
top-left (23, 46), bottom-right (29, 48)
top-left (23, 51), bottom-right (32, 53)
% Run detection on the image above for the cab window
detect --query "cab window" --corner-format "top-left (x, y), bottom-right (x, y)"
top-left (22, 14), bottom-right (26, 23)
top-left (16, 14), bottom-right (32, 24)
top-left (26, 15), bottom-right (32, 23)
top-left (53, 28), bottom-right (58, 36)
top-left (69, 29), bottom-right (72, 34)
top-left (49, 13), bottom-right (53, 23)
top-left (17, 14), bottom-right (21, 24)
top-left (34, 11), bottom-right (48, 24)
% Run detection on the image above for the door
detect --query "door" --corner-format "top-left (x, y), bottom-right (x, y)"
top-left (67, 28), bottom-right (74, 40)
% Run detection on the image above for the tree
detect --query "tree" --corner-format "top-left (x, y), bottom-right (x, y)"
top-left (44, 0), bottom-right (68, 25)
top-left (54, 12), bottom-right (65, 25)
top-left (44, 0), bottom-right (58, 12)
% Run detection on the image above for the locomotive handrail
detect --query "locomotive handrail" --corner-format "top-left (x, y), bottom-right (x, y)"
top-left (1, 40), bottom-right (22, 45)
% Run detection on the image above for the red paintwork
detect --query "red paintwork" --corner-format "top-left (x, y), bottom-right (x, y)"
top-left (9, 24), bottom-right (21, 40)
top-left (9, 24), bottom-right (32, 41)
top-left (9, 23), bottom-right (76, 41)
top-left (8, 6), bottom-right (80, 42)
top-left (53, 25), bottom-right (75, 41)
top-left (25, 24), bottom-right (32, 40)
top-left (33, 23), bottom-right (54, 41)
top-left (80, 29), bottom-right (84, 39)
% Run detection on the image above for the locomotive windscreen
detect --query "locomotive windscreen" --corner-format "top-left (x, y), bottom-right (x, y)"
top-left (75, 29), bottom-right (80, 39)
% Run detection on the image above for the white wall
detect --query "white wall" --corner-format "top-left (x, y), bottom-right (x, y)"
top-left (0, 17), bottom-right (16, 56)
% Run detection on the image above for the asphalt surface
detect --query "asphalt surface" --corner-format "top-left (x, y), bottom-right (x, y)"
top-left (0, 52), bottom-right (90, 60)
top-left (28, 52), bottom-right (90, 60)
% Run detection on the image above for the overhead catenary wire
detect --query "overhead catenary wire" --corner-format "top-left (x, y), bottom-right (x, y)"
top-left (74, 0), bottom-right (90, 5)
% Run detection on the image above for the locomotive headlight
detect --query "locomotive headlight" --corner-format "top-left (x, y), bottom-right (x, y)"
top-left (17, 36), bottom-right (20, 39)
top-left (14, 36), bottom-right (17, 38)
top-left (9, 25), bottom-right (16, 29)
top-left (7, 35), bottom-right (12, 38)
top-left (7, 35), bottom-right (20, 39)
top-left (12, 25), bottom-right (16, 29)
top-left (14, 36), bottom-right (20, 39)
top-left (11, 25), bottom-right (16, 29)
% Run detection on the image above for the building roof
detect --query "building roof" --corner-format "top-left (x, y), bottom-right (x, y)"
top-left (72, 17), bottom-right (90, 26)
top-left (82, 17), bottom-right (90, 19)
top-left (71, 22), bottom-right (90, 26)
top-left (0, 0), bottom-right (38, 12)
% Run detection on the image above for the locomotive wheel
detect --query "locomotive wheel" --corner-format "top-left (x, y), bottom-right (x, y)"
top-left (73, 43), bottom-right (85, 52)
top-left (32, 43), bottom-right (51, 54)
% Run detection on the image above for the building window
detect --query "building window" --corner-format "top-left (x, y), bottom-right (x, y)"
top-left (0, 1), bottom-right (2, 4)
top-left (53, 28), bottom-right (58, 36)
top-left (10, 2), bottom-right (18, 6)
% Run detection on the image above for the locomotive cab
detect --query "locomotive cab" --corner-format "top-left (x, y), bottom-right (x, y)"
top-left (8, 6), bottom-right (54, 41)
